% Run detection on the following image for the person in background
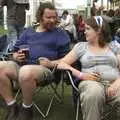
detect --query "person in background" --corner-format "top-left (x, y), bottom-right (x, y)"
top-left (43, 16), bottom-right (120, 120)
top-left (72, 13), bottom-right (78, 42)
top-left (107, 8), bottom-right (120, 41)
top-left (59, 10), bottom-right (75, 42)
top-left (114, 8), bottom-right (120, 17)
top-left (0, 6), bottom-right (3, 26)
top-left (113, 8), bottom-right (120, 38)
top-left (106, 9), bottom-right (115, 17)
top-left (101, 9), bottom-right (114, 39)
top-left (77, 15), bottom-right (85, 41)
top-left (0, 2), bottom-right (70, 120)
top-left (114, 28), bottom-right (120, 43)
top-left (0, 0), bottom-right (29, 51)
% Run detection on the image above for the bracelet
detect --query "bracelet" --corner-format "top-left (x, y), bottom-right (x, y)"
top-left (78, 72), bottom-right (84, 80)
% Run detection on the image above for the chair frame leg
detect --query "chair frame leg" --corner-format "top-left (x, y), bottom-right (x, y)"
top-left (66, 71), bottom-right (81, 120)
top-left (33, 81), bottom-right (64, 118)
top-left (50, 84), bottom-right (63, 102)
top-left (33, 96), bottom-right (54, 118)
top-left (76, 97), bottom-right (80, 120)
top-left (14, 89), bottom-right (21, 99)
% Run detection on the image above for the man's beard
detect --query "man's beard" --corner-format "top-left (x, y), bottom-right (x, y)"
top-left (44, 24), bottom-right (55, 31)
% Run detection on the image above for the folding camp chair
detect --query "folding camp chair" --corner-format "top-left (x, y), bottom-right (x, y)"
top-left (58, 69), bottom-right (81, 120)
top-left (14, 66), bottom-right (64, 118)
top-left (33, 66), bottom-right (66, 118)
top-left (62, 69), bottom-right (119, 120)
top-left (0, 34), bottom-right (12, 60)
top-left (0, 35), bottom-right (7, 60)
top-left (0, 35), bottom-right (66, 118)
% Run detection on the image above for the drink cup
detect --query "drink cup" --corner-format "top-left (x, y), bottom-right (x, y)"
top-left (19, 45), bottom-right (30, 59)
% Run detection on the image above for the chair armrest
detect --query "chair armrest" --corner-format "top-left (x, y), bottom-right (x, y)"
top-left (58, 69), bottom-right (72, 74)
top-left (59, 69), bottom-right (80, 92)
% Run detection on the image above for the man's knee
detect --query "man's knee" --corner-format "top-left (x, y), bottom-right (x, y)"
top-left (0, 61), bottom-right (19, 80)
top-left (19, 65), bottom-right (35, 82)
top-left (0, 61), bottom-right (18, 69)
top-left (19, 65), bottom-right (52, 86)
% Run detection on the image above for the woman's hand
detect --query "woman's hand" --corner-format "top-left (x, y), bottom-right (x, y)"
top-left (58, 62), bottom-right (100, 81)
top-left (81, 72), bottom-right (100, 81)
top-left (107, 79), bottom-right (120, 97)
top-left (107, 85), bottom-right (117, 97)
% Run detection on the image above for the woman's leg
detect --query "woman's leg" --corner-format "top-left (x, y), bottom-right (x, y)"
top-left (79, 81), bottom-right (105, 120)
top-left (108, 88), bottom-right (120, 120)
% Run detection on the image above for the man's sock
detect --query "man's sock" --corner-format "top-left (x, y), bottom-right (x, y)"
top-left (7, 100), bottom-right (16, 106)
top-left (22, 103), bottom-right (33, 109)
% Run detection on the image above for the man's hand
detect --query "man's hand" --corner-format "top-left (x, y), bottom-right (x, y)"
top-left (38, 57), bottom-right (53, 68)
top-left (13, 50), bottom-right (26, 62)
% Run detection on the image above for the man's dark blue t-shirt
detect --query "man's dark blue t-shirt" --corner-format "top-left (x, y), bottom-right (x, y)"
top-left (13, 26), bottom-right (70, 64)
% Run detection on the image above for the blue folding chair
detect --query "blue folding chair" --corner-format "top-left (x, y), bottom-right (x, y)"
top-left (0, 34), bottom-right (12, 60)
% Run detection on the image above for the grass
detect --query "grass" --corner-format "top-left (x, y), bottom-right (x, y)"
top-left (0, 82), bottom-right (117, 120)
top-left (0, 26), bottom-right (8, 36)
top-left (32, 84), bottom-right (76, 120)
top-left (0, 83), bottom-right (80, 120)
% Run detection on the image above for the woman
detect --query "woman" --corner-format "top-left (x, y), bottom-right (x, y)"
top-left (56, 16), bottom-right (120, 120)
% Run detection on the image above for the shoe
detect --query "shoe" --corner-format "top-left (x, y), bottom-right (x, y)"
top-left (5, 103), bottom-right (19, 120)
top-left (17, 106), bottom-right (33, 120)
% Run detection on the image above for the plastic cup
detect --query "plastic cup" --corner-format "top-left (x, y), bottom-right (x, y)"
top-left (19, 45), bottom-right (30, 59)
